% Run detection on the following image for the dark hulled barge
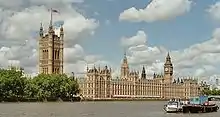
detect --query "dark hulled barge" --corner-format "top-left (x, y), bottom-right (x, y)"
top-left (182, 96), bottom-right (219, 113)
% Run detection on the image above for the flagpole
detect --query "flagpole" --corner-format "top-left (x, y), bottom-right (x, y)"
top-left (50, 8), bottom-right (52, 27)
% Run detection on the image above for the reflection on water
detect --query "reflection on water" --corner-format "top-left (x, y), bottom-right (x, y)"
top-left (0, 101), bottom-right (219, 117)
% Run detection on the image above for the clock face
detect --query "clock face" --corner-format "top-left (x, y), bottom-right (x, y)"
top-left (165, 68), bottom-right (169, 71)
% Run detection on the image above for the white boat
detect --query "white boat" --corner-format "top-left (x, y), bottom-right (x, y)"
top-left (163, 98), bottom-right (184, 113)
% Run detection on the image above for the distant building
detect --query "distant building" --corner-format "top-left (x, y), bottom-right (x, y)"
top-left (7, 65), bottom-right (31, 78)
top-left (210, 78), bottom-right (220, 90)
top-left (38, 15), bottom-right (64, 74)
top-left (78, 53), bottom-right (200, 100)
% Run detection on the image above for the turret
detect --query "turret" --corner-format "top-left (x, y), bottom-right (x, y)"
top-left (60, 25), bottom-right (64, 39)
top-left (153, 73), bottom-right (156, 79)
top-left (141, 66), bottom-right (146, 79)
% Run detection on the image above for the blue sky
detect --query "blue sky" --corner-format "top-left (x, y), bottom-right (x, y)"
top-left (71, 0), bottom-right (219, 64)
top-left (2, 0), bottom-right (220, 79)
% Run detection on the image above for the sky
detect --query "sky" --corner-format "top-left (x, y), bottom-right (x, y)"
top-left (1, 0), bottom-right (220, 83)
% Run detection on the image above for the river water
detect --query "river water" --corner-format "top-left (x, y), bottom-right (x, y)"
top-left (0, 101), bottom-right (219, 117)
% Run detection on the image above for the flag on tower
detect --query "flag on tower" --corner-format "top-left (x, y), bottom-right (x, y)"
top-left (52, 9), bottom-right (59, 13)
top-left (48, 8), bottom-right (60, 26)
top-left (48, 8), bottom-right (59, 13)
top-left (48, 8), bottom-right (60, 13)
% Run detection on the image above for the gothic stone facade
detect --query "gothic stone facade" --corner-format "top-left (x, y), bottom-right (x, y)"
top-left (78, 53), bottom-right (200, 99)
top-left (38, 20), bottom-right (64, 74)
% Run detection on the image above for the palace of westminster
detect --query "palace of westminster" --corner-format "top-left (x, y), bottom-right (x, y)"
top-left (36, 17), bottom-right (201, 100)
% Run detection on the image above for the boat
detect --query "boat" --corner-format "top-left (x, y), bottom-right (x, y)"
top-left (163, 98), bottom-right (184, 113)
top-left (182, 96), bottom-right (219, 113)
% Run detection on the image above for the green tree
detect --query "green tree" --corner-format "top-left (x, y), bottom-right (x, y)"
top-left (32, 73), bottom-right (80, 101)
top-left (0, 68), bottom-right (28, 101)
top-left (0, 67), bottom-right (80, 102)
top-left (201, 88), bottom-right (220, 96)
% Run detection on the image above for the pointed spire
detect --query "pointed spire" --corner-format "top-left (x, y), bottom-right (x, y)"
top-left (166, 52), bottom-right (170, 59)
top-left (173, 79), bottom-right (176, 83)
top-left (141, 65), bottom-right (146, 79)
top-left (124, 51), bottom-right (126, 59)
top-left (60, 24), bottom-right (63, 32)
top-left (40, 22), bottom-right (43, 30)
top-left (142, 65), bottom-right (145, 72)
top-left (181, 79), bottom-right (184, 83)
top-left (153, 72), bottom-right (155, 78)
top-left (177, 77), bottom-right (180, 83)
top-left (123, 50), bottom-right (128, 64)
top-left (86, 65), bottom-right (89, 72)
top-left (39, 22), bottom-right (43, 37)
top-left (165, 51), bottom-right (172, 65)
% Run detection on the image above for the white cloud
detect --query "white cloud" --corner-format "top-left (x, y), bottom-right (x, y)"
top-left (119, 29), bottom-right (220, 80)
top-left (64, 44), bottom-right (111, 76)
top-left (0, 0), bottom-right (84, 9)
top-left (0, 0), bottom-right (23, 9)
top-left (121, 31), bottom-right (147, 47)
top-left (30, 0), bottom-right (84, 5)
top-left (207, 1), bottom-right (220, 21)
top-left (0, 0), bottom-right (109, 76)
top-left (119, 0), bottom-right (193, 22)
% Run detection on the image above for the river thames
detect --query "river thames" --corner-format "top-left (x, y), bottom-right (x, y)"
top-left (0, 101), bottom-right (219, 117)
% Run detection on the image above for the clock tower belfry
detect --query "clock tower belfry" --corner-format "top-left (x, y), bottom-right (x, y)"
top-left (164, 52), bottom-right (173, 84)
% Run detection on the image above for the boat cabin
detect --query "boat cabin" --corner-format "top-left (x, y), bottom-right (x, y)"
top-left (189, 96), bottom-right (214, 105)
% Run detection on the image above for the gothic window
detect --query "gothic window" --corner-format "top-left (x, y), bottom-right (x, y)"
top-left (57, 68), bottom-right (59, 73)
top-left (46, 50), bottom-right (48, 59)
top-left (56, 50), bottom-right (57, 59)
top-left (43, 68), bottom-right (46, 74)
top-left (54, 68), bottom-right (56, 74)
top-left (55, 50), bottom-right (57, 59)
top-left (56, 50), bottom-right (58, 59)
top-left (44, 50), bottom-right (46, 59)
top-left (54, 50), bottom-right (56, 60)
top-left (46, 68), bottom-right (48, 73)
top-left (43, 50), bottom-right (48, 59)
top-left (42, 50), bottom-right (45, 59)
top-left (57, 50), bottom-right (60, 59)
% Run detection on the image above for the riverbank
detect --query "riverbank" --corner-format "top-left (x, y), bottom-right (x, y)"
top-left (0, 97), bottom-right (81, 103)
top-left (1, 97), bottom-right (169, 103)
top-left (81, 98), bottom-right (168, 101)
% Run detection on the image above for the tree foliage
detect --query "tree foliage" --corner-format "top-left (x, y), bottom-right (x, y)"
top-left (202, 88), bottom-right (220, 95)
top-left (0, 68), bottom-right (80, 102)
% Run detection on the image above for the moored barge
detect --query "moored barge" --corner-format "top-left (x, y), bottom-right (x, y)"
top-left (182, 96), bottom-right (219, 113)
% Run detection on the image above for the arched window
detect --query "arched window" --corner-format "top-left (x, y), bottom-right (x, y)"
top-left (57, 68), bottom-right (59, 73)
top-left (46, 50), bottom-right (48, 59)
top-left (57, 50), bottom-right (60, 59)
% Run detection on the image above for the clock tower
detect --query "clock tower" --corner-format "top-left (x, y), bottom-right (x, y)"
top-left (164, 52), bottom-right (173, 84)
